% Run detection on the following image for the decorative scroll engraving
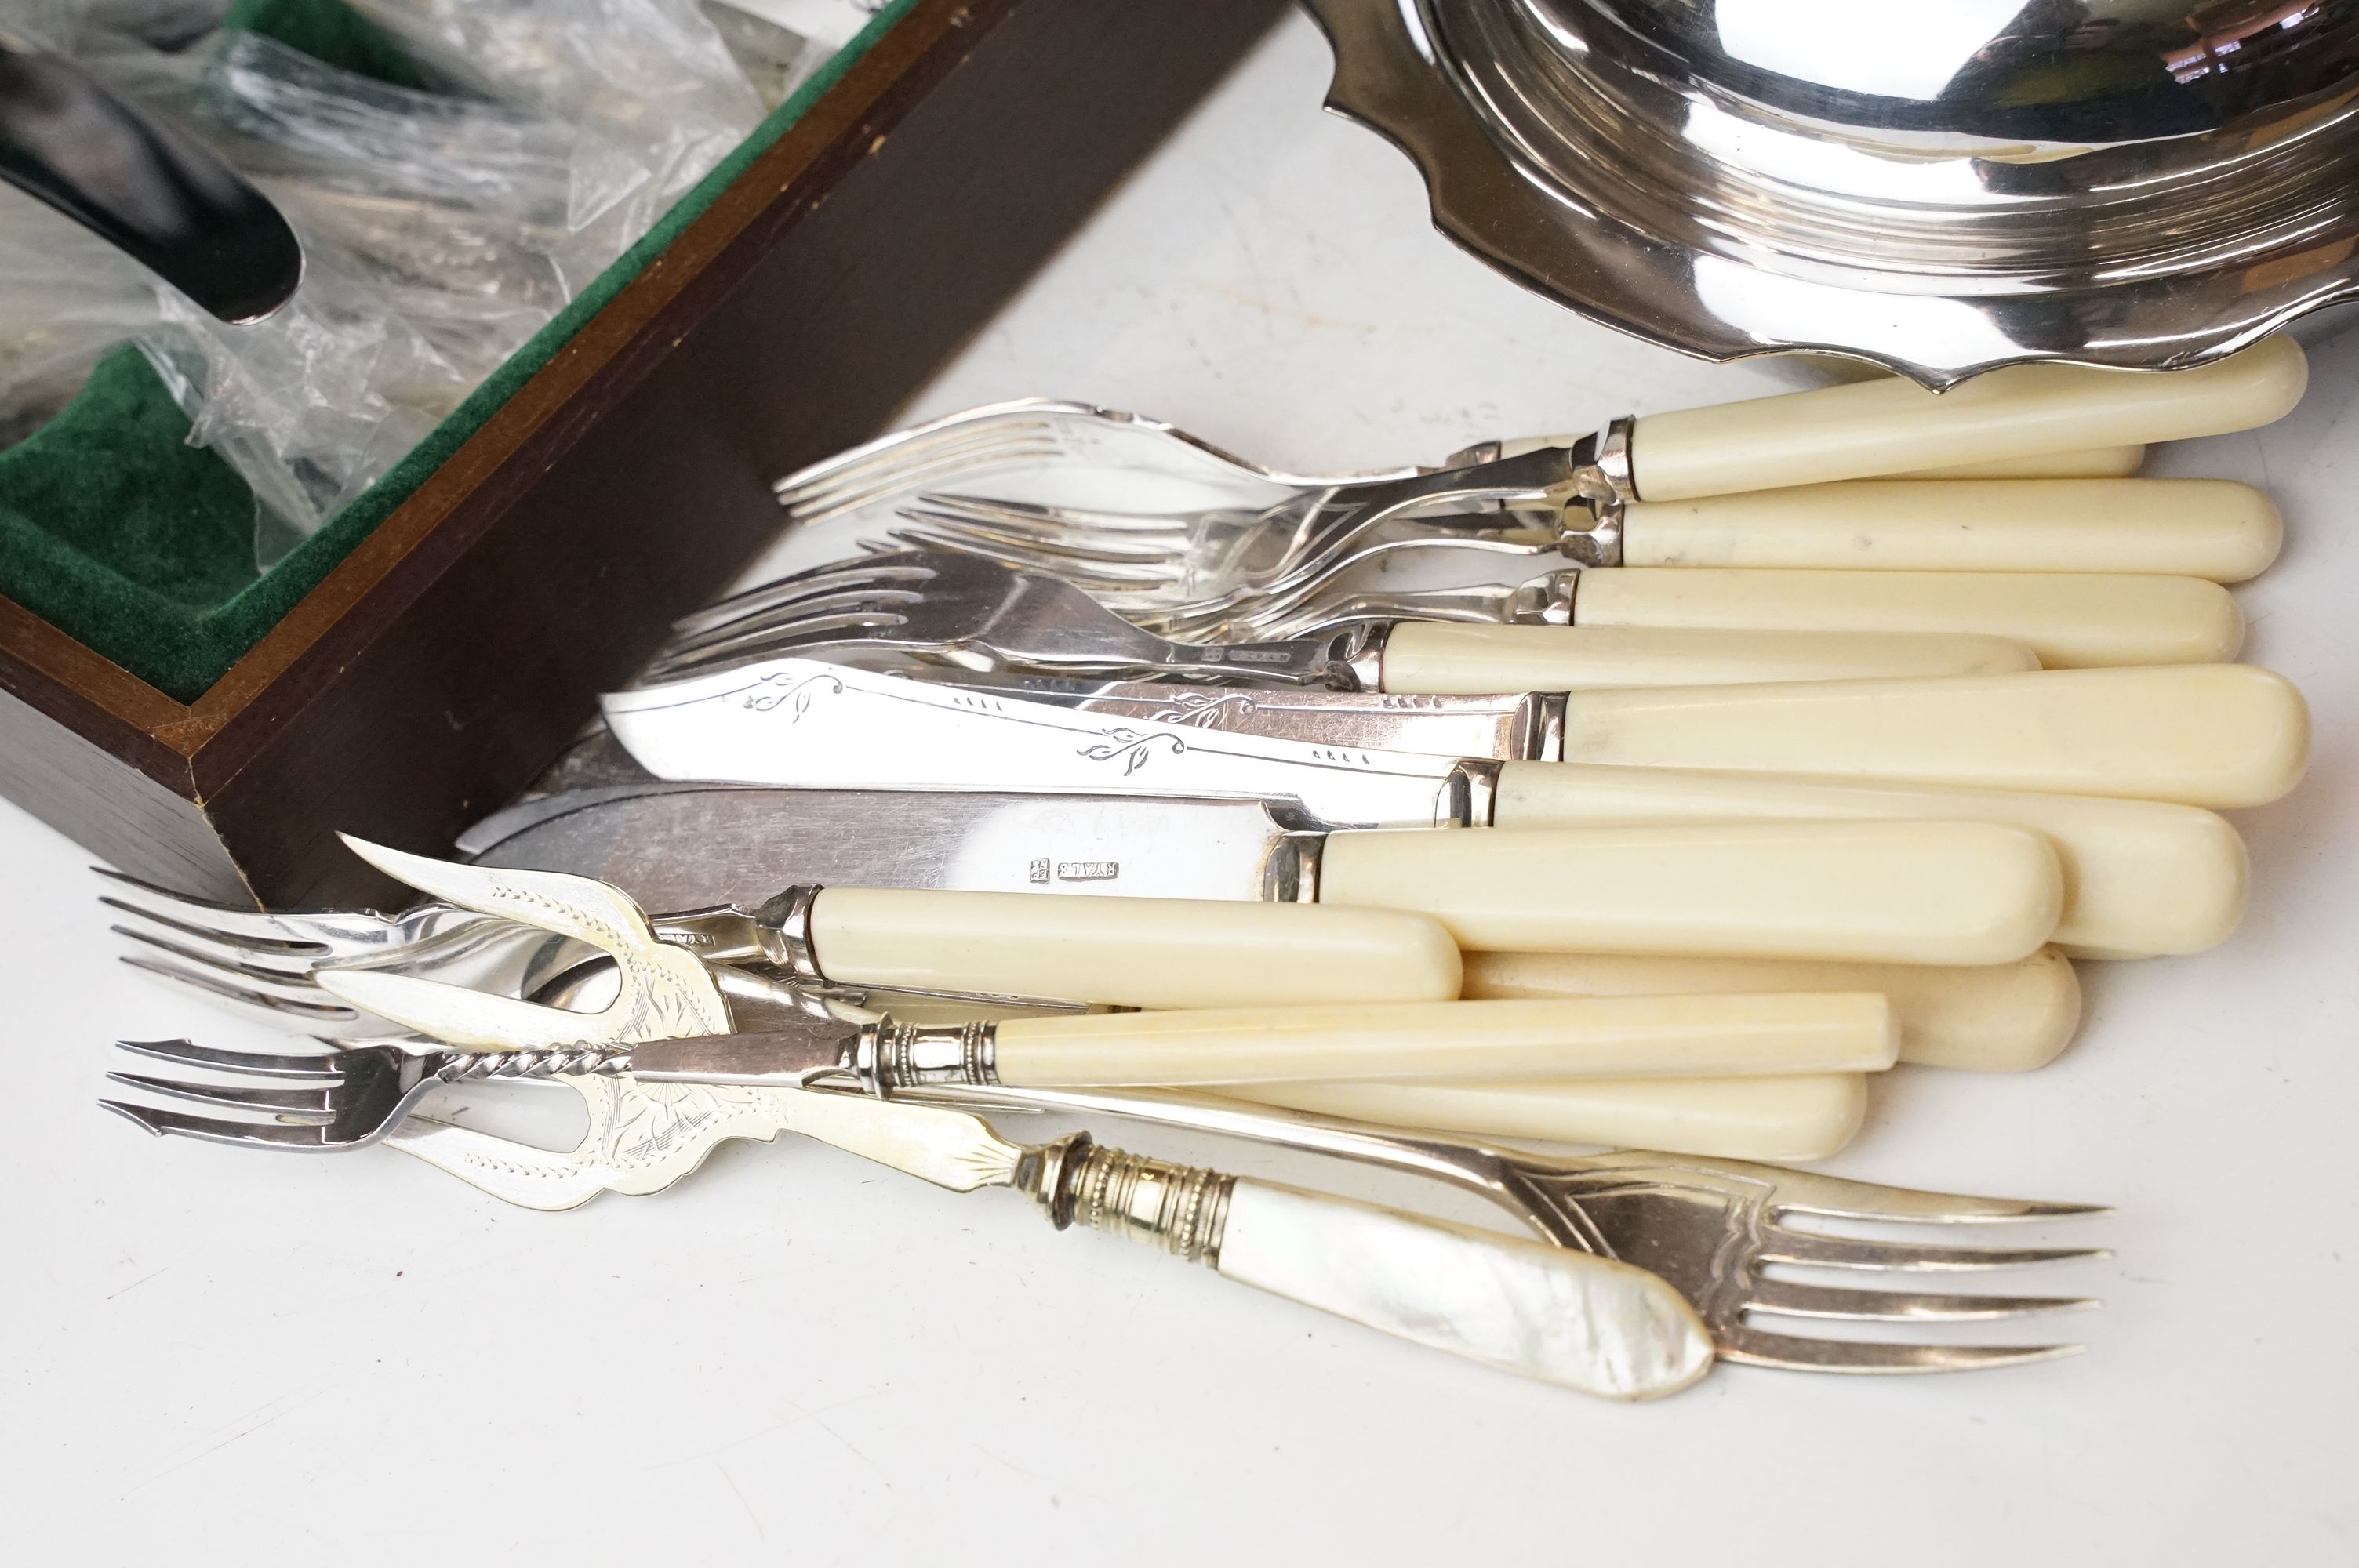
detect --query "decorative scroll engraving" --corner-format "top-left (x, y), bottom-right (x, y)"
top-left (741, 669), bottom-right (845, 718)
top-left (387, 1076), bottom-right (800, 1211)
top-left (1140, 691), bottom-right (1263, 728)
top-left (1078, 726), bottom-right (1188, 775)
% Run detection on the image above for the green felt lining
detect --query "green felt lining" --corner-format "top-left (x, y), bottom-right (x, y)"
top-left (0, 0), bottom-right (917, 704)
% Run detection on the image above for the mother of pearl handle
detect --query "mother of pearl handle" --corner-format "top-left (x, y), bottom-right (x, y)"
top-left (988, 993), bottom-right (1898, 1087)
top-left (1622, 479), bottom-right (2280, 582)
top-left (1488, 763), bottom-right (2247, 956)
top-left (1627, 336), bottom-right (2304, 499)
top-left (1376, 622), bottom-right (2035, 695)
top-left (1572, 568), bottom-right (2243, 669)
top-left (1318, 819), bottom-right (2062, 964)
top-left (1209, 1179), bottom-right (1714, 1400)
top-left (1239, 1074), bottom-right (1869, 1163)
top-left (1554, 665), bottom-right (2310, 808)
top-left (1461, 949), bottom-right (2081, 1073)
top-left (810, 888), bottom-right (1461, 1008)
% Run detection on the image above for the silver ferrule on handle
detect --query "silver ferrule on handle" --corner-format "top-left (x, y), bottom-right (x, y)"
top-left (752, 885), bottom-right (826, 982)
top-left (855, 1018), bottom-right (1001, 1093)
top-left (1556, 415), bottom-right (1636, 568)
top-left (1507, 570), bottom-right (1579, 624)
top-left (1514, 692), bottom-right (1569, 763)
top-left (1262, 830), bottom-right (1326, 905)
top-left (1017, 1133), bottom-right (1234, 1266)
top-left (1440, 758), bottom-right (1503, 826)
top-left (649, 885), bottom-right (824, 976)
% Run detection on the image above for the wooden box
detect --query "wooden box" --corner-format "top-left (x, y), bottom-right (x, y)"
top-left (0, 0), bottom-right (1283, 906)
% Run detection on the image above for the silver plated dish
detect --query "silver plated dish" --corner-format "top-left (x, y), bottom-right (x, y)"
top-left (1302, 0), bottom-right (2359, 384)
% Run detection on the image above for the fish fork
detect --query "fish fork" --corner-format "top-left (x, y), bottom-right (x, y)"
top-left (99, 866), bottom-right (574, 1036)
top-left (98, 1033), bottom-right (2104, 1374)
top-left (892, 491), bottom-right (1579, 637)
top-left (650, 548), bottom-right (1384, 687)
top-left (772, 398), bottom-right (2143, 539)
top-left (773, 400), bottom-right (1432, 533)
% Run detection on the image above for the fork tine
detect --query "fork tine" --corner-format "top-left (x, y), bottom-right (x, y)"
top-left (775, 420), bottom-right (1060, 501)
top-left (1761, 1167), bottom-right (2110, 1225)
top-left (1719, 1324), bottom-right (2085, 1374)
top-left (676, 565), bottom-right (929, 630)
top-left (113, 1036), bottom-right (349, 1079)
top-left (104, 1073), bottom-right (340, 1119)
top-left (898, 508), bottom-right (1183, 564)
top-left (887, 526), bottom-right (1176, 593)
top-left (1764, 1227), bottom-right (2110, 1272)
top-left (896, 507), bottom-right (1187, 568)
top-left (785, 439), bottom-right (1066, 525)
top-left (100, 1100), bottom-right (344, 1150)
top-left (90, 867), bottom-right (331, 949)
top-left (665, 590), bottom-right (914, 655)
top-left (110, 915), bottom-right (325, 979)
top-left (916, 493), bottom-right (1194, 540)
top-left (118, 953), bottom-right (369, 1031)
top-left (1745, 1279), bottom-right (2098, 1322)
top-left (673, 558), bottom-right (936, 635)
top-left (645, 622), bottom-right (911, 681)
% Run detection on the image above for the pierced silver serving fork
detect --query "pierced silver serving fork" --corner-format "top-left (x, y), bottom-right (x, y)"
top-left (647, 549), bottom-right (1384, 687)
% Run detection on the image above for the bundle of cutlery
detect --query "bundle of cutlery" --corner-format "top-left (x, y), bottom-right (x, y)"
top-left (99, 335), bottom-right (2323, 1402)
top-left (104, 842), bottom-right (2105, 1397)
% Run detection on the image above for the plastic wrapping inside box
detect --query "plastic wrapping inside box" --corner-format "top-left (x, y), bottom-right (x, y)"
top-left (0, 0), bottom-right (914, 702)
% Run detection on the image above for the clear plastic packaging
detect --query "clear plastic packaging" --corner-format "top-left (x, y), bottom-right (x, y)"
top-left (54, 31), bottom-right (581, 556)
top-left (1, 1), bottom-right (777, 564)
top-left (0, 202), bottom-right (162, 446)
top-left (341, 0), bottom-right (765, 293)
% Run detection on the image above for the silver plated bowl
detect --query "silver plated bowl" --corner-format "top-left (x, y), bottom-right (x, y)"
top-left (1303, 0), bottom-right (2359, 384)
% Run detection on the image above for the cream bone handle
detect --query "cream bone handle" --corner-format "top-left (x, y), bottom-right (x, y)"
top-left (1489, 438), bottom-right (2149, 479)
top-left (1547, 664), bottom-right (2311, 810)
top-left (1623, 336), bottom-right (2306, 500)
top-left (1617, 479), bottom-right (2281, 583)
top-left (1463, 949), bottom-right (2082, 1073)
top-left (1377, 622), bottom-right (2037, 693)
top-left (986, 993), bottom-right (1898, 1087)
top-left (1045, 1143), bottom-right (1714, 1400)
top-left (1238, 1073), bottom-right (1869, 1163)
top-left (1569, 568), bottom-right (2244, 670)
top-left (808, 888), bottom-right (1463, 1009)
top-left (1376, 622), bottom-right (2037, 695)
top-left (1316, 819), bottom-right (2063, 964)
top-left (1485, 764), bottom-right (2248, 957)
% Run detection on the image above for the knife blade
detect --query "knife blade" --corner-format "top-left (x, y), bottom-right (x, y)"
top-left (602, 659), bottom-right (1482, 829)
top-left (884, 667), bottom-right (1561, 760)
top-left (462, 782), bottom-right (1332, 908)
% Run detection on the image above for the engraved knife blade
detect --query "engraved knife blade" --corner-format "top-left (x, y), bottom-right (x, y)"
top-left (600, 659), bottom-right (1476, 829)
top-left (890, 668), bottom-right (1562, 760)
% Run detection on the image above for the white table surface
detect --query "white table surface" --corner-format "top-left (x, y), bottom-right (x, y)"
top-left (5, 14), bottom-right (2355, 1563)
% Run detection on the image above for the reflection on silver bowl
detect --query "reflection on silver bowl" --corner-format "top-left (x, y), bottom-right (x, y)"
top-left (1303, 0), bottom-right (2359, 384)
